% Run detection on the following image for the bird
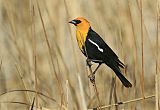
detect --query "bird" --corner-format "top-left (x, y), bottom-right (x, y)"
top-left (69, 17), bottom-right (132, 88)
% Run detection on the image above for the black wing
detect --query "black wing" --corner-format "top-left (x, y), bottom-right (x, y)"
top-left (84, 28), bottom-right (123, 67)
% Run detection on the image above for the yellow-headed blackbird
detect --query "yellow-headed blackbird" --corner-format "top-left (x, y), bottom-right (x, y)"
top-left (69, 17), bottom-right (132, 88)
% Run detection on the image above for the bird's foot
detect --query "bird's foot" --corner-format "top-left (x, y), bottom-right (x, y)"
top-left (86, 58), bottom-right (93, 67)
top-left (88, 74), bottom-right (95, 84)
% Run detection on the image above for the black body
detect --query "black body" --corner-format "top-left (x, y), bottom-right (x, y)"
top-left (82, 28), bottom-right (132, 88)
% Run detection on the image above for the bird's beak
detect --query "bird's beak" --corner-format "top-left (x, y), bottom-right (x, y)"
top-left (68, 20), bottom-right (77, 25)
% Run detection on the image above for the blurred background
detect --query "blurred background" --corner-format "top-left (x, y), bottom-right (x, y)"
top-left (0, 0), bottom-right (158, 110)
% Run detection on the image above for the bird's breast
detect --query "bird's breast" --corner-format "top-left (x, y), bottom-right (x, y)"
top-left (76, 30), bottom-right (88, 53)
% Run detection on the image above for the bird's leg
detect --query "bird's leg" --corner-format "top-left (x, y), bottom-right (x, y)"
top-left (86, 58), bottom-right (103, 83)
top-left (88, 63), bottom-right (102, 84)
top-left (88, 63), bottom-right (102, 78)
top-left (86, 58), bottom-right (95, 83)
top-left (92, 63), bottom-right (102, 75)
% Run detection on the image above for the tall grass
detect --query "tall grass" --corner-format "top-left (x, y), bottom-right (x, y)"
top-left (0, 0), bottom-right (157, 110)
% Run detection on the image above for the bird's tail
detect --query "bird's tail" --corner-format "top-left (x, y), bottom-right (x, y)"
top-left (112, 67), bottom-right (132, 88)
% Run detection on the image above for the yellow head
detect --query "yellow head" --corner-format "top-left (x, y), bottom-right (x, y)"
top-left (69, 17), bottom-right (91, 52)
top-left (69, 17), bottom-right (90, 32)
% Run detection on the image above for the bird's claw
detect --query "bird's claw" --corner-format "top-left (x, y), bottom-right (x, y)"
top-left (88, 74), bottom-right (95, 84)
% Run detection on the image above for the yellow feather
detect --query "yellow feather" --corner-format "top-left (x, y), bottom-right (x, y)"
top-left (76, 30), bottom-right (88, 52)
top-left (75, 18), bottom-right (90, 52)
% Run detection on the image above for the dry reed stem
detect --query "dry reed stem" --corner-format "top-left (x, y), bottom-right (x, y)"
top-left (113, 82), bottom-right (118, 110)
top-left (30, 97), bottom-right (35, 110)
top-left (0, 101), bottom-right (32, 108)
top-left (65, 80), bottom-right (69, 110)
top-left (0, 90), bottom-right (56, 102)
top-left (139, 0), bottom-right (145, 109)
top-left (30, 2), bottom-right (39, 109)
top-left (78, 75), bottom-right (87, 110)
top-left (0, 59), bottom-right (2, 72)
top-left (15, 64), bottom-right (31, 103)
top-left (156, 74), bottom-right (159, 110)
top-left (135, 0), bottom-right (159, 60)
top-left (87, 66), bottom-right (101, 110)
top-left (140, 0), bottom-right (145, 98)
top-left (0, 89), bottom-right (67, 109)
top-left (89, 95), bottom-right (155, 110)
top-left (156, 0), bottom-right (160, 109)
top-left (0, 101), bottom-right (51, 110)
top-left (108, 77), bottom-right (116, 110)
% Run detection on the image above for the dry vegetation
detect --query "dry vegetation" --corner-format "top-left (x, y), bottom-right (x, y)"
top-left (0, 0), bottom-right (159, 110)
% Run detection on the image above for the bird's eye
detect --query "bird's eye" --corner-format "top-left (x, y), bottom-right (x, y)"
top-left (74, 20), bottom-right (81, 24)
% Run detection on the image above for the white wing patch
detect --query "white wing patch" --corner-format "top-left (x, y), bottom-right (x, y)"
top-left (88, 39), bottom-right (103, 52)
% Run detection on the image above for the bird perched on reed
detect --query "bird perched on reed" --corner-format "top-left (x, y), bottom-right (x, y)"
top-left (69, 17), bottom-right (132, 88)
